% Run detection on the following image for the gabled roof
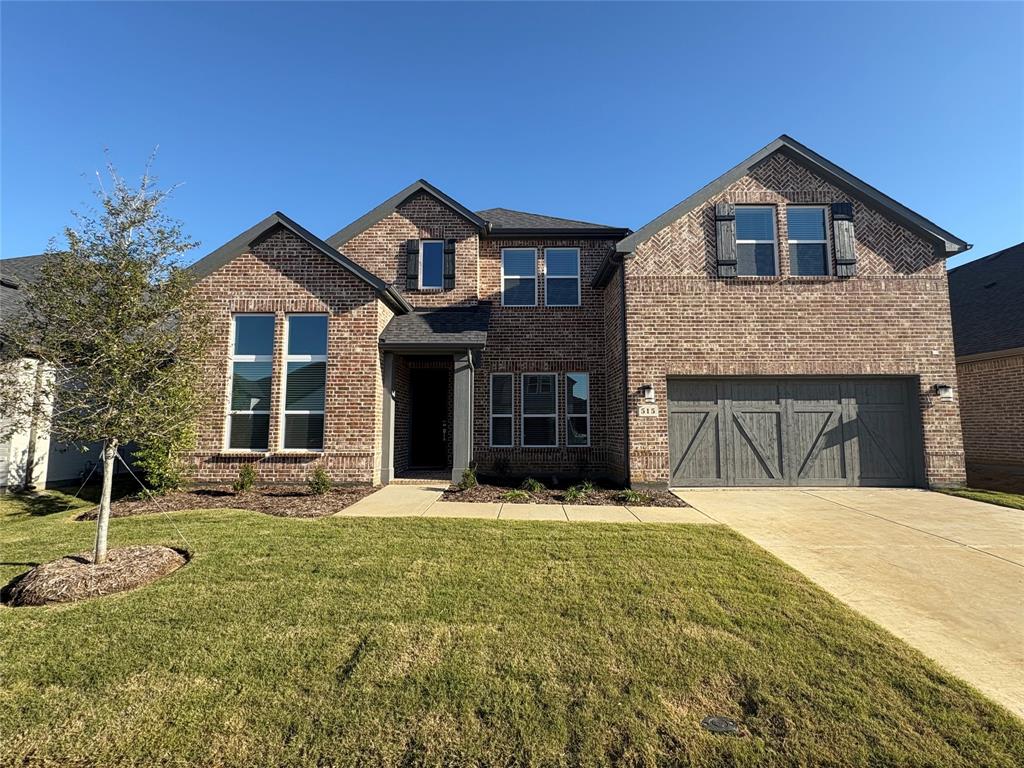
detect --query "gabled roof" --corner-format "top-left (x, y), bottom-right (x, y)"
top-left (326, 179), bottom-right (488, 248)
top-left (615, 135), bottom-right (971, 257)
top-left (379, 304), bottom-right (491, 350)
top-left (477, 208), bottom-right (629, 237)
top-left (190, 212), bottom-right (412, 314)
top-left (948, 242), bottom-right (1024, 357)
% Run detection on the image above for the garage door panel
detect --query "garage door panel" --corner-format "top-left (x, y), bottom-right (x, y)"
top-left (667, 377), bottom-right (919, 488)
top-left (669, 410), bottom-right (723, 485)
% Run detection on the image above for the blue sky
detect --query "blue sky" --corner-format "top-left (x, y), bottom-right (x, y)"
top-left (2, 2), bottom-right (1021, 269)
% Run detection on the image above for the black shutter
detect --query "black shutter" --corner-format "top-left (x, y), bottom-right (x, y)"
top-left (405, 239), bottom-right (420, 290)
top-left (443, 239), bottom-right (456, 291)
top-left (715, 203), bottom-right (737, 277)
top-left (831, 203), bottom-right (856, 277)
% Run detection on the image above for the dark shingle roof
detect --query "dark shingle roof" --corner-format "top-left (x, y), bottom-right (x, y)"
top-left (477, 208), bottom-right (628, 236)
top-left (948, 242), bottom-right (1024, 357)
top-left (1, 254), bottom-right (47, 325)
top-left (379, 305), bottom-right (491, 350)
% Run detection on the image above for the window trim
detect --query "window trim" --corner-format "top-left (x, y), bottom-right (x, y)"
top-left (543, 247), bottom-right (581, 307)
top-left (565, 372), bottom-right (590, 448)
top-left (735, 205), bottom-right (779, 277)
top-left (279, 313), bottom-right (328, 452)
top-left (786, 205), bottom-right (832, 276)
top-left (418, 239), bottom-right (445, 291)
top-left (500, 247), bottom-right (538, 307)
top-left (521, 372), bottom-right (558, 448)
top-left (489, 373), bottom-right (514, 448)
top-left (225, 313), bottom-right (275, 452)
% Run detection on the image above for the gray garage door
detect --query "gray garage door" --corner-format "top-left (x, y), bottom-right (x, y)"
top-left (668, 378), bottom-right (921, 487)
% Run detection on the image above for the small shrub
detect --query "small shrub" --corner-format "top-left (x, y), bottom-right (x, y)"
top-left (232, 463), bottom-right (258, 494)
top-left (578, 479), bottom-right (596, 493)
top-left (458, 466), bottom-right (478, 490)
top-left (520, 477), bottom-right (544, 493)
top-left (563, 486), bottom-right (587, 504)
top-left (617, 488), bottom-right (652, 505)
top-left (133, 423), bottom-right (197, 495)
top-left (501, 489), bottom-right (531, 503)
top-left (307, 466), bottom-right (333, 496)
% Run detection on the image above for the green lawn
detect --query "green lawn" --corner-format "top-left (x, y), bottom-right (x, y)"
top-left (1, 491), bottom-right (1022, 767)
top-left (938, 487), bottom-right (1024, 511)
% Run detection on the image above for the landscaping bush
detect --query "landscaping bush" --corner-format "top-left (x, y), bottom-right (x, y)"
top-left (500, 489), bottom-right (531, 503)
top-left (563, 483), bottom-right (592, 504)
top-left (232, 463), bottom-right (258, 494)
top-left (306, 466), bottom-right (332, 496)
top-left (133, 423), bottom-right (197, 495)
top-left (458, 466), bottom-right (478, 490)
top-left (520, 477), bottom-right (544, 493)
top-left (618, 488), bottom-right (652, 505)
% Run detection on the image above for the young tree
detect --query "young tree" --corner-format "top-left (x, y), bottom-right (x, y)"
top-left (0, 159), bottom-right (210, 563)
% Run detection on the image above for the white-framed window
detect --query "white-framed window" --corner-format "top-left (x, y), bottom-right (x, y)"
top-left (544, 247), bottom-right (580, 307)
top-left (521, 373), bottom-right (557, 447)
top-left (226, 314), bottom-right (275, 451)
top-left (281, 314), bottom-right (328, 450)
top-left (490, 373), bottom-right (514, 447)
top-left (787, 206), bottom-right (831, 276)
top-left (735, 206), bottom-right (778, 276)
top-left (419, 240), bottom-right (444, 290)
top-left (566, 372), bottom-right (590, 447)
top-left (501, 248), bottom-right (537, 306)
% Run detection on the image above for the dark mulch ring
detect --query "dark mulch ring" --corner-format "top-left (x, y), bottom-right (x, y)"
top-left (2, 545), bottom-right (188, 607)
top-left (443, 480), bottom-right (687, 507)
top-left (75, 484), bottom-right (378, 521)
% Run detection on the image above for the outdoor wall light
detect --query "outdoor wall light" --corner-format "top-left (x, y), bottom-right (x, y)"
top-left (641, 384), bottom-right (656, 403)
top-left (933, 383), bottom-right (954, 401)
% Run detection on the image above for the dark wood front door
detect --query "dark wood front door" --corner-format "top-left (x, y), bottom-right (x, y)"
top-left (409, 368), bottom-right (450, 468)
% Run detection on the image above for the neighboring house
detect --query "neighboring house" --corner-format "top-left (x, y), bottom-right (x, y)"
top-left (0, 254), bottom-right (103, 491)
top-left (949, 242), bottom-right (1024, 487)
top-left (187, 135), bottom-right (970, 488)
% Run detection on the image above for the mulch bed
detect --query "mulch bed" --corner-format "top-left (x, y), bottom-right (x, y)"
top-left (442, 482), bottom-right (687, 507)
top-left (3, 545), bottom-right (188, 607)
top-left (76, 484), bottom-right (378, 521)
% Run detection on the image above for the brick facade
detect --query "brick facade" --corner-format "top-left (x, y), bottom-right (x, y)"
top-left (623, 154), bottom-right (965, 487)
top-left (956, 352), bottom-right (1024, 468)
top-left (189, 227), bottom-right (387, 485)
top-left (189, 147), bottom-right (966, 489)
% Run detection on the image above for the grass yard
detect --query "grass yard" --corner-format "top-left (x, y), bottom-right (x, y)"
top-left (938, 486), bottom-right (1024, 511)
top-left (1, 491), bottom-right (1022, 767)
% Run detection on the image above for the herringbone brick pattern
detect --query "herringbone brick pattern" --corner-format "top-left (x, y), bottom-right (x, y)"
top-left (632, 154), bottom-right (941, 278)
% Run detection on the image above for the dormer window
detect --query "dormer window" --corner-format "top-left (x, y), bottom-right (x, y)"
top-left (419, 240), bottom-right (444, 290)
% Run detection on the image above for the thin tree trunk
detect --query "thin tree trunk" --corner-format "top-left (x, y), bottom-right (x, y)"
top-left (93, 438), bottom-right (118, 565)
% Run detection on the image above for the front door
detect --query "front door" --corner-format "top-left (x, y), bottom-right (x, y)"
top-left (409, 368), bottom-right (450, 468)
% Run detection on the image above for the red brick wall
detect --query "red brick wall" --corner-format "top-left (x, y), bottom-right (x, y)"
top-left (339, 191), bottom-right (480, 308)
top-left (189, 228), bottom-right (384, 485)
top-left (624, 153), bottom-right (965, 487)
top-left (601, 267), bottom-right (627, 483)
top-left (473, 237), bottom-right (621, 479)
top-left (956, 352), bottom-right (1024, 468)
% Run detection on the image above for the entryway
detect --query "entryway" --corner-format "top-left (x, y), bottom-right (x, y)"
top-left (668, 377), bottom-right (923, 487)
top-left (409, 367), bottom-right (450, 469)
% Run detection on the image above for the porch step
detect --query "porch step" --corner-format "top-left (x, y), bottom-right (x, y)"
top-left (392, 472), bottom-right (450, 485)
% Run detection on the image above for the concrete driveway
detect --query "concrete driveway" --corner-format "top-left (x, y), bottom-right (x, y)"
top-left (673, 488), bottom-right (1024, 717)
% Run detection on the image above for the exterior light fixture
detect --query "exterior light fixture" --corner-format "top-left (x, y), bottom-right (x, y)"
top-left (641, 384), bottom-right (656, 403)
top-left (933, 383), bottom-right (954, 400)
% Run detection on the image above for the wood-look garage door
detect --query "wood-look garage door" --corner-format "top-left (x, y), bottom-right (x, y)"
top-left (668, 378), bottom-right (921, 487)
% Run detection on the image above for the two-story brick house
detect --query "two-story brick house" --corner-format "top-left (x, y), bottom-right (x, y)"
top-left (186, 136), bottom-right (970, 489)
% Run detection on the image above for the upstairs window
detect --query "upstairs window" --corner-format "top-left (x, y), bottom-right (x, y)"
top-left (501, 248), bottom-right (537, 306)
top-left (419, 240), bottom-right (444, 290)
top-left (227, 315), bottom-right (275, 450)
top-left (282, 315), bottom-right (327, 450)
top-left (545, 248), bottom-right (580, 307)
top-left (490, 373), bottom-right (514, 447)
top-left (566, 373), bottom-right (590, 447)
top-left (735, 206), bottom-right (778, 276)
top-left (522, 373), bottom-right (557, 447)
top-left (787, 207), bottom-right (830, 276)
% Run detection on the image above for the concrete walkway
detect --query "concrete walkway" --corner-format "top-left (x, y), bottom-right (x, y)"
top-left (335, 483), bottom-right (714, 524)
top-left (674, 487), bottom-right (1024, 717)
